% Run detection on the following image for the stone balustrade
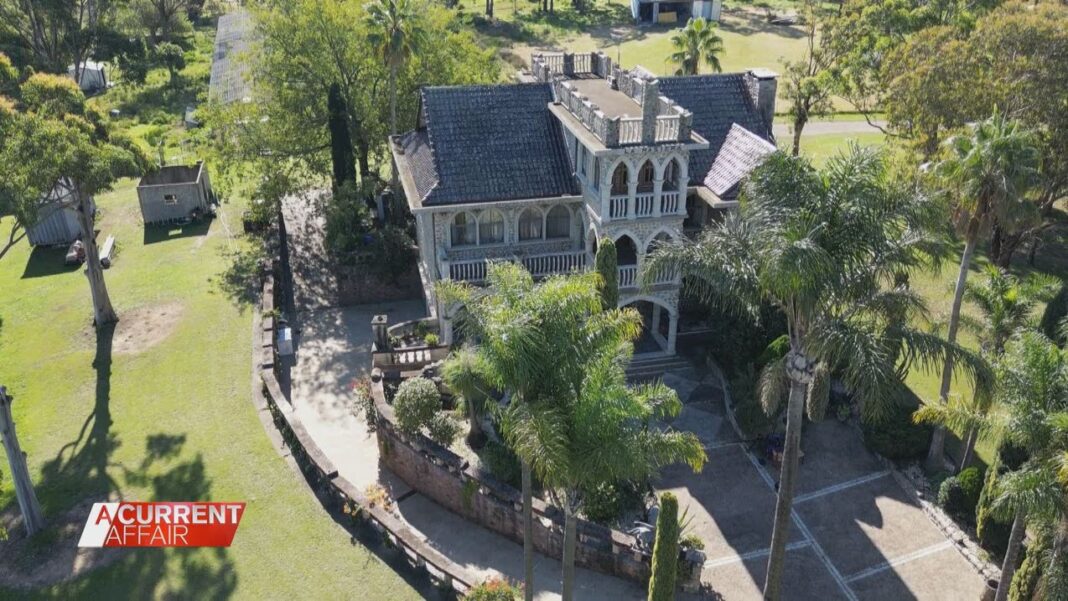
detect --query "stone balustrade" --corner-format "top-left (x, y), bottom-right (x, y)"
top-left (443, 251), bottom-right (587, 284)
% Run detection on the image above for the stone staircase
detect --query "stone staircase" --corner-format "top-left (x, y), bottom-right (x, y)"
top-left (626, 353), bottom-right (694, 382)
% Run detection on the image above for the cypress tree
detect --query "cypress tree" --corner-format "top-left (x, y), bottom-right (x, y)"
top-left (594, 237), bottom-right (618, 310)
top-left (328, 82), bottom-right (356, 190)
top-left (648, 492), bottom-right (680, 601)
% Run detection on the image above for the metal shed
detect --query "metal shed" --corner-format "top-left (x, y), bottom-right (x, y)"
top-left (67, 61), bottom-right (108, 94)
top-left (136, 162), bottom-right (216, 225)
top-left (27, 179), bottom-right (94, 247)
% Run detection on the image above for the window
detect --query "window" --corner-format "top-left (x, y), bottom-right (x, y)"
top-left (479, 210), bottom-right (504, 244)
top-left (545, 205), bottom-right (570, 239)
top-left (163, 194), bottom-right (179, 205)
top-left (518, 208), bottom-right (543, 241)
top-left (611, 163), bottom-right (628, 195)
top-left (637, 160), bottom-right (655, 192)
top-left (664, 159), bottom-right (679, 190)
top-left (451, 212), bottom-right (476, 247)
top-left (578, 145), bottom-right (587, 176)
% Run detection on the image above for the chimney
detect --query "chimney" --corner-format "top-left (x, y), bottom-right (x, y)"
top-left (744, 68), bottom-right (778, 136)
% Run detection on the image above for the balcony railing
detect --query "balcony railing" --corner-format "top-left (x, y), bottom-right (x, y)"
top-left (660, 191), bottom-right (680, 215)
top-left (618, 265), bottom-right (638, 288)
top-left (446, 252), bottom-right (587, 284)
top-left (619, 118), bottom-right (642, 145)
top-left (610, 195), bottom-right (628, 219)
top-left (634, 193), bottom-right (655, 217)
top-left (655, 116), bottom-right (680, 142)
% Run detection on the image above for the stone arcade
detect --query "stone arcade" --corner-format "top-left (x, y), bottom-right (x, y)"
top-left (391, 51), bottom-right (777, 357)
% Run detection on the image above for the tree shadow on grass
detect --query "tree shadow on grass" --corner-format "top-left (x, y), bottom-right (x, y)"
top-left (142, 219), bottom-right (212, 245)
top-left (21, 246), bottom-right (81, 279)
top-left (211, 243), bottom-right (269, 308)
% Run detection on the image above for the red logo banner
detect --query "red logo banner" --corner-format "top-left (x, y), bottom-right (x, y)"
top-left (79, 502), bottom-right (246, 547)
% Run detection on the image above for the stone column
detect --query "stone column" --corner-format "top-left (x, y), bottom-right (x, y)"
top-left (627, 163), bottom-right (638, 220)
top-left (667, 311), bottom-right (678, 355)
top-left (641, 81), bottom-right (660, 145)
top-left (651, 304), bottom-right (662, 333)
top-left (653, 176), bottom-right (664, 217)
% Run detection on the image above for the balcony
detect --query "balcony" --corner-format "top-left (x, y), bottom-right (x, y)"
top-left (444, 251), bottom-right (587, 284)
top-left (618, 265), bottom-right (638, 288)
top-left (605, 191), bottom-right (684, 222)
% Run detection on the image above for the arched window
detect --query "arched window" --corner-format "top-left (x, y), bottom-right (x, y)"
top-left (479, 210), bottom-right (504, 244)
top-left (545, 205), bottom-right (571, 239)
top-left (518, 208), bottom-right (543, 241)
top-left (637, 160), bottom-right (655, 192)
top-left (451, 212), bottom-right (476, 247)
top-left (647, 231), bottom-right (672, 253)
top-left (664, 159), bottom-right (680, 190)
top-left (611, 163), bottom-right (629, 195)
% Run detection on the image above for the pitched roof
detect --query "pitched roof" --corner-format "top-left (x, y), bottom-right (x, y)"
top-left (703, 124), bottom-right (777, 199)
top-left (658, 74), bottom-right (773, 185)
top-left (405, 84), bottom-right (580, 206)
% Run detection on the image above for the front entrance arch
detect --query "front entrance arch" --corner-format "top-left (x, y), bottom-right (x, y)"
top-left (622, 296), bottom-right (677, 355)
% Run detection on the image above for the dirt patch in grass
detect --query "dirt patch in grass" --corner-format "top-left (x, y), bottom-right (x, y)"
top-left (0, 499), bottom-right (127, 590)
top-left (111, 301), bottom-right (186, 355)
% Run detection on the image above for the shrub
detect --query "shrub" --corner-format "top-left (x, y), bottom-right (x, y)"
top-left (480, 440), bottom-right (521, 489)
top-left (977, 441), bottom-right (1027, 557)
top-left (648, 492), bottom-right (680, 601)
top-left (424, 333), bottom-right (439, 347)
top-left (956, 466), bottom-right (984, 517)
top-left (861, 395), bottom-right (931, 461)
top-left (20, 72), bottom-right (84, 116)
top-left (1009, 525), bottom-right (1052, 601)
top-left (730, 365), bottom-right (777, 437)
top-left (467, 577), bottom-right (521, 600)
top-left (937, 476), bottom-right (967, 518)
top-left (594, 237), bottom-right (618, 310)
top-left (1040, 284), bottom-right (1068, 346)
top-left (392, 377), bottom-right (457, 445)
top-left (697, 299), bottom-right (786, 375)
top-left (582, 480), bottom-right (645, 526)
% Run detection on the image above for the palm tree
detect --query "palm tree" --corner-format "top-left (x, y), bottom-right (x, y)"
top-left (438, 263), bottom-right (614, 601)
top-left (366, 0), bottom-right (424, 187)
top-left (502, 304), bottom-right (706, 600)
top-left (645, 146), bottom-right (992, 600)
top-left (669, 18), bottom-right (724, 76)
top-left (916, 330), bottom-right (1068, 601)
top-left (925, 113), bottom-right (1041, 471)
top-left (954, 266), bottom-right (1059, 469)
top-left (442, 346), bottom-right (494, 448)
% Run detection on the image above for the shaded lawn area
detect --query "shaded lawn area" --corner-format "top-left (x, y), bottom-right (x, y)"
top-left (0, 181), bottom-right (420, 599)
top-left (782, 131), bottom-right (887, 167)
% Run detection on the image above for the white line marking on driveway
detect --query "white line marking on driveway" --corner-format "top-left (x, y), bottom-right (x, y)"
top-left (795, 471), bottom-right (892, 504)
top-left (843, 541), bottom-right (954, 583)
top-left (704, 541), bottom-right (811, 568)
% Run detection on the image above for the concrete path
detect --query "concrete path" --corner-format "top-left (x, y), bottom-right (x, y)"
top-left (772, 120), bottom-right (887, 138)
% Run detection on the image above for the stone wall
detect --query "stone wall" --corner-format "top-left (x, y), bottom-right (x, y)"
top-left (371, 371), bottom-right (700, 586)
top-left (336, 261), bottom-right (423, 306)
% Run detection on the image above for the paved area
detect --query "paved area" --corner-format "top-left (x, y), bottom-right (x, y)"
top-left (657, 369), bottom-right (986, 601)
top-left (772, 119), bottom-right (887, 139)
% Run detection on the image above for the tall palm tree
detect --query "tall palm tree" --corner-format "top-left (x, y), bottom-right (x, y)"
top-left (954, 266), bottom-right (1059, 469)
top-left (916, 330), bottom-right (1068, 601)
top-left (645, 146), bottom-right (992, 600)
top-left (442, 346), bottom-right (494, 448)
top-left (926, 113), bottom-right (1041, 471)
top-left (669, 18), bottom-right (724, 76)
top-left (366, 0), bottom-right (424, 187)
top-left (503, 306), bottom-right (706, 600)
top-left (438, 264), bottom-right (614, 601)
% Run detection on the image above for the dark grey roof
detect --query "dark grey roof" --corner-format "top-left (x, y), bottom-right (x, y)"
top-left (404, 84), bottom-right (580, 206)
top-left (658, 74), bottom-right (773, 185)
top-left (703, 124), bottom-right (776, 199)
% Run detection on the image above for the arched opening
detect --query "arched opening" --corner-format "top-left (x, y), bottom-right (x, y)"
top-left (622, 298), bottom-right (674, 354)
top-left (611, 163), bottom-right (629, 195)
top-left (518, 207), bottom-right (543, 241)
top-left (451, 212), bottom-right (476, 247)
top-left (637, 160), bottom-right (655, 193)
top-left (545, 205), bottom-right (571, 239)
top-left (647, 231), bottom-right (673, 254)
top-left (663, 158), bottom-right (681, 191)
top-left (615, 234), bottom-right (638, 266)
top-left (479, 210), bottom-right (504, 244)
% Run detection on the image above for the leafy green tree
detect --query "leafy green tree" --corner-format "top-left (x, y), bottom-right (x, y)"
top-left (328, 82), bottom-right (356, 190)
top-left (155, 42), bottom-right (185, 87)
top-left (0, 52), bottom-right (17, 97)
top-left (916, 330), bottom-right (1068, 601)
top-left (0, 77), bottom-right (146, 325)
top-left (442, 346), bottom-right (494, 448)
top-left (669, 18), bottom-right (723, 76)
top-left (0, 0), bottom-right (120, 76)
top-left (594, 237), bottom-right (618, 310)
top-left (131, 0), bottom-right (192, 44)
top-left (393, 376), bottom-right (458, 446)
top-left (646, 146), bottom-right (991, 600)
top-left (783, 1), bottom-right (838, 156)
top-left (648, 492), bottom-right (680, 601)
top-left (20, 73), bottom-right (85, 116)
top-left (926, 114), bottom-right (1041, 471)
top-left (954, 267), bottom-right (1060, 469)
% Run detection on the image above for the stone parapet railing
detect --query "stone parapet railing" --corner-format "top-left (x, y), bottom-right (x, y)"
top-left (370, 370), bottom-right (703, 587)
top-left (532, 51), bottom-right (693, 146)
top-left (257, 274), bottom-right (478, 595)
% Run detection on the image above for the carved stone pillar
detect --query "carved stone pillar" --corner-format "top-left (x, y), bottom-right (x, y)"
top-left (653, 176), bottom-right (664, 217)
top-left (667, 311), bottom-right (678, 355)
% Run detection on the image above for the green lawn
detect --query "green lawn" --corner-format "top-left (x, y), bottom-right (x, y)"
top-left (0, 183), bottom-right (420, 599)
